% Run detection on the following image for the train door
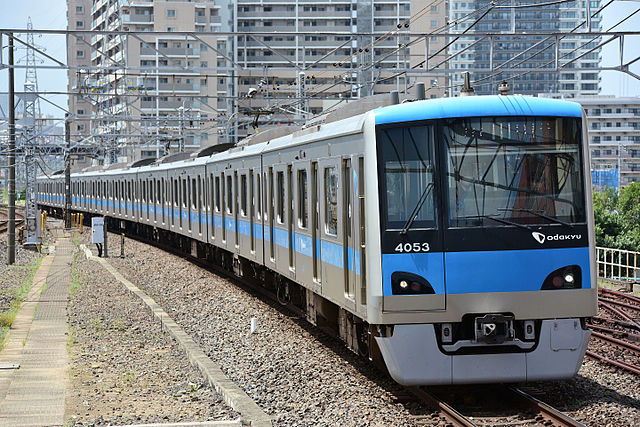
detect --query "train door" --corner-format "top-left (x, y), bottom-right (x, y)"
top-left (208, 172), bottom-right (214, 243)
top-left (311, 162), bottom-right (321, 287)
top-left (234, 171), bottom-right (239, 251)
top-left (319, 158), bottom-right (345, 302)
top-left (273, 164), bottom-right (288, 275)
top-left (287, 165), bottom-right (295, 277)
top-left (357, 157), bottom-right (366, 310)
top-left (249, 169), bottom-right (255, 255)
top-left (343, 158), bottom-right (356, 309)
top-left (221, 172), bottom-right (226, 244)
top-left (264, 168), bottom-right (275, 268)
top-left (294, 160), bottom-right (312, 286)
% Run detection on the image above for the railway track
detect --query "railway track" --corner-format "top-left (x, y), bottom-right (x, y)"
top-left (587, 286), bottom-right (640, 376)
top-left (405, 385), bottom-right (585, 426)
top-left (0, 204), bottom-right (25, 234)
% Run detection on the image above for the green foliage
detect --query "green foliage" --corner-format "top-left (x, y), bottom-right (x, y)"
top-left (593, 183), bottom-right (640, 251)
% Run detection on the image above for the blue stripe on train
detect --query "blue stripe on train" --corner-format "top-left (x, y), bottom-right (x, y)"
top-left (381, 246), bottom-right (590, 296)
top-left (445, 247), bottom-right (590, 294)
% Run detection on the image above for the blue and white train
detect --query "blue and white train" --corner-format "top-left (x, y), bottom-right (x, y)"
top-left (38, 95), bottom-right (596, 385)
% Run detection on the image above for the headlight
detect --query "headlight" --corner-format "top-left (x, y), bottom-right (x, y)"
top-left (541, 265), bottom-right (581, 290)
top-left (391, 271), bottom-right (435, 295)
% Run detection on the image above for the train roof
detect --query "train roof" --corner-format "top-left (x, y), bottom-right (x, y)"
top-left (373, 95), bottom-right (583, 125)
top-left (40, 95), bottom-right (583, 181)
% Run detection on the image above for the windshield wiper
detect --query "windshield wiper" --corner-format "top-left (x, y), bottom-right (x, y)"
top-left (458, 214), bottom-right (533, 231)
top-left (400, 183), bottom-right (434, 235)
top-left (497, 208), bottom-right (573, 228)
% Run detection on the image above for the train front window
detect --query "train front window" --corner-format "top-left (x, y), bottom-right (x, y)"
top-left (444, 116), bottom-right (585, 227)
top-left (379, 125), bottom-right (436, 230)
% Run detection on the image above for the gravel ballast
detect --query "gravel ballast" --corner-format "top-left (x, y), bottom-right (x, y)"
top-left (66, 240), bottom-right (239, 426)
top-left (84, 231), bottom-right (640, 426)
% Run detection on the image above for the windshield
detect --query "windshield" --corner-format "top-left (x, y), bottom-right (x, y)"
top-left (379, 126), bottom-right (436, 230)
top-left (445, 116), bottom-right (585, 227)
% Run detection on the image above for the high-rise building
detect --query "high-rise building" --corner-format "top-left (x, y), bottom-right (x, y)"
top-left (447, 0), bottom-right (601, 97)
top-left (69, 0), bottom-right (230, 162)
top-left (67, 0), bottom-right (93, 164)
top-left (579, 97), bottom-right (640, 188)
top-left (233, 0), bottom-right (442, 135)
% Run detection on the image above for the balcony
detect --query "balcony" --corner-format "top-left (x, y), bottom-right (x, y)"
top-left (122, 14), bottom-right (153, 23)
top-left (140, 47), bottom-right (199, 57)
top-left (156, 82), bottom-right (201, 92)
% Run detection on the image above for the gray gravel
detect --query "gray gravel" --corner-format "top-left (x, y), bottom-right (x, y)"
top-left (89, 231), bottom-right (434, 426)
top-left (66, 240), bottom-right (239, 426)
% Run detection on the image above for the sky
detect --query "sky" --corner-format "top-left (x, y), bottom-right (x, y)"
top-left (0, 0), bottom-right (639, 118)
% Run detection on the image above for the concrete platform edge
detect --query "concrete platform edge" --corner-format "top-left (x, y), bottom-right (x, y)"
top-left (80, 245), bottom-right (273, 427)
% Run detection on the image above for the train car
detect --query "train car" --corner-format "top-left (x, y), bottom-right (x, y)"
top-left (37, 94), bottom-right (596, 385)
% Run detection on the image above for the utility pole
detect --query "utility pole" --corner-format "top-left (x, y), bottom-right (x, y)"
top-left (178, 105), bottom-right (185, 152)
top-left (64, 113), bottom-right (71, 229)
top-left (7, 34), bottom-right (16, 265)
top-left (23, 18), bottom-right (41, 246)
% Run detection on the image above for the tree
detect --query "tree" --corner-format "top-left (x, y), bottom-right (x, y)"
top-left (593, 183), bottom-right (640, 251)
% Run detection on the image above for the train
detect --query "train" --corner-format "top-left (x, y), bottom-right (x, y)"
top-left (37, 94), bottom-right (597, 385)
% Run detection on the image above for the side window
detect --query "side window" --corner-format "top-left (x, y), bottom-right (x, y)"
top-left (298, 169), bottom-right (308, 228)
top-left (226, 175), bottom-right (233, 213)
top-left (241, 174), bottom-right (247, 216)
top-left (256, 174), bottom-right (261, 218)
top-left (182, 178), bottom-right (187, 208)
top-left (324, 167), bottom-right (338, 236)
top-left (215, 176), bottom-right (220, 211)
top-left (276, 171), bottom-right (284, 224)
top-left (191, 177), bottom-right (197, 209)
top-left (173, 179), bottom-right (179, 206)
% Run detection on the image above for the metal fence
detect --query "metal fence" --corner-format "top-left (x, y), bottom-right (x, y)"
top-left (596, 246), bottom-right (640, 283)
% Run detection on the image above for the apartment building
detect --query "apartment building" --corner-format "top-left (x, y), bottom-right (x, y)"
top-left (579, 97), bottom-right (640, 188)
top-left (447, 0), bottom-right (601, 97)
top-left (68, 0), bottom-right (230, 162)
top-left (67, 0), bottom-right (94, 169)
top-left (234, 0), bottom-right (451, 134)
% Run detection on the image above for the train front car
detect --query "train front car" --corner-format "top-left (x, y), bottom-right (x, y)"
top-left (369, 95), bottom-right (597, 385)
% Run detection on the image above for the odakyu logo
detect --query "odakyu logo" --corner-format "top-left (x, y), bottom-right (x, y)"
top-left (532, 232), bottom-right (582, 244)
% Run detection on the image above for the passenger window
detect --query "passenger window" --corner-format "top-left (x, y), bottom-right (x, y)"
top-left (182, 179), bottom-right (188, 208)
top-left (173, 179), bottom-right (179, 206)
top-left (191, 178), bottom-right (197, 209)
top-left (324, 167), bottom-right (338, 236)
top-left (215, 176), bottom-right (220, 211)
top-left (226, 175), bottom-right (233, 214)
top-left (276, 171), bottom-right (285, 224)
top-left (256, 174), bottom-right (261, 218)
top-left (241, 174), bottom-right (248, 216)
top-left (298, 169), bottom-right (308, 228)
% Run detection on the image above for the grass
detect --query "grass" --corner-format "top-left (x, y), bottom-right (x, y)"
top-left (0, 257), bottom-right (44, 351)
top-left (70, 252), bottom-right (84, 298)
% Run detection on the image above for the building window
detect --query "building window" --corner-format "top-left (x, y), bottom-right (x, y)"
top-left (167, 9), bottom-right (176, 17)
top-left (200, 61), bottom-right (208, 68)
top-left (76, 50), bottom-right (84, 57)
top-left (167, 27), bottom-right (175, 32)
top-left (76, 21), bottom-right (84, 28)
top-left (76, 6), bottom-right (83, 13)
top-left (77, 109), bottom-right (84, 115)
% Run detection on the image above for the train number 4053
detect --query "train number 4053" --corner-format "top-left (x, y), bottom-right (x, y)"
top-left (394, 242), bottom-right (430, 253)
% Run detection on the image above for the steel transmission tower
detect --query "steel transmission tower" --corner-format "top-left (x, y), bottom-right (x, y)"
top-left (22, 17), bottom-right (41, 246)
